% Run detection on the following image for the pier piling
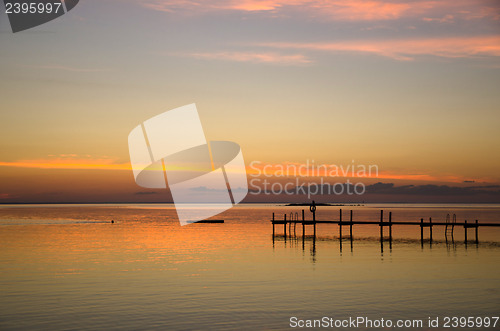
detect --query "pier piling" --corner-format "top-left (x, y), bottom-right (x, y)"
top-left (339, 209), bottom-right (343, 240)
top-left (420, 218), bottom-right (424, 247)
top-left (430, 217), bottom-right (433, 243)
top-left (270, 204), bottom-right (496, 249)
top-left (380, 210), bottom-right (384, 242)
top-left (284, 214), bottom-right (287, 238)
top-left (350, 210), bottom-right (353, 240)
top-left (302, 209), bottom-right (305, 237)
top-left (272, 213), bottom-right (275, 237)
top-left (476, 220), bottom-right (479, 244)
top-left (389, 212), bottom-right (392, 249)
top-left (465, 220), bottom-right (467, 243)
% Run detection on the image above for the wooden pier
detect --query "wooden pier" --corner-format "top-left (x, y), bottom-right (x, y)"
top-left (271, 201), bottom-right (500, 250)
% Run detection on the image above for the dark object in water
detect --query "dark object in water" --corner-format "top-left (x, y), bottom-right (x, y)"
top-left (111, 220), bottom-right (114, 224)
top-left (188, 220), bottom-right (224, 224)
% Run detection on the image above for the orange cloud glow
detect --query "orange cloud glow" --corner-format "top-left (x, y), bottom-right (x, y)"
top-left (246, 162), bottom-right (490, 184)
top-left (141, 0), bottom-right (411, 20)
top-left (184, 51), bottom-right (311, 64)
top-left (0, 158), bottom-right (494, 184)
top-left (141, 0), bottom-right (499, 22)
top-left (0, 157), bottom-right (130, 171)
top-left (256, 35), bottom-right (500, 60)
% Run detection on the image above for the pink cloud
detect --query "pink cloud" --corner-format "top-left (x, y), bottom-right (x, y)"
top-left (141, 0), bottom-right (411, 20)
top-left (140, 0), bottom-right (500, 21)
top-left (183, 51), bottom-right (312, 64)
top-left (256, 35), bottom-right (500, 61)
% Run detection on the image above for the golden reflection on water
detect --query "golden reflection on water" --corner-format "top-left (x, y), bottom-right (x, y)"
top-left (0, 204), bottom-right (499, 330)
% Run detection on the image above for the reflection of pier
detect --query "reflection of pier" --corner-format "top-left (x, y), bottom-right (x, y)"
top-left (271, 201), bottom-right (500, 252)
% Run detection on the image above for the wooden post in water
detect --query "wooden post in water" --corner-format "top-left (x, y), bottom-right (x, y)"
top-left (464, 220), bottom-right (467, 243)
top-left (350, 210), bottom-right (353, 251)
top-left (284, 214), bottom-right (287, 238)
top-left (350, 210), bottom-right (353, 239)
top-left (339, 209), bottom-right (343, 241)
top-left (475, 220), bottom-right (479, 244)
top-left (379, 210), bottom-right (384, 242)
top-left (293, 213), bottom-right (299, 237)
top-left (310, 201), bottom-right (317, 238)
top-left (310, 201), bottom-right (316, 222)
top-left (389, 212), bottom-right (392, 240)
top-left (429, 217), bottom-right (433, 243)
top-left (389, 212), bottom-right (392, 249)
top-left (272, 213), bottom-right (275, 237)
top-left (420, 218), bottom-right (424, 247)
top-left (302, 209), bottom-right (305, 237)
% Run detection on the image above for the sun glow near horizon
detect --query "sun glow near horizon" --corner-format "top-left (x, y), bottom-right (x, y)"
top-left (1, 0), bottom-right (499, 202)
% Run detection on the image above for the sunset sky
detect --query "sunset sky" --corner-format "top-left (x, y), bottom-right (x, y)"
top-left (0, 0), bottom-right (499, 203)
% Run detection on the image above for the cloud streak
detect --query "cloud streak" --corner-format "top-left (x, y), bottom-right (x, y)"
top-left (182, 51), bottom-right (312, 64)
top-left (366, 182), bottom-right (500, 196)
top-left (255, 35), bottom-right (500, 61)
top-left (0, 156), bottom-right (130, 171)
top-left (247, 161), bottom-right (496, 184)
top-left (1, 158), bottom-right (497, 186)
top-left (141, 0), bottom-right (500, 22)
top-left (21, 65), bottom-right (111, 72)
top-left (142, 0), bottom-right (411, 20)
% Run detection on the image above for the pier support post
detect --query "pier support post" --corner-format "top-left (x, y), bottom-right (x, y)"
top-left (350, 210), bottom-right (353, 251)
top-left (311, 202), bottom-right (316, 238)
top-left (420, 218), bottom-right (424, 247)
top-left (389, 212), bottom-right (392, 249)
top-left (302, 209), bottom-right (305, 237)
top-left (389, 212), bottom-right (392, 239)
top-left (380, 210), bottom-right (384, 242)
top-left (284, 214), bottom-right (287, 238)
top-left (475, 220), bottom-right (479, 244)
top-left (429, 217), bottom-right (433, 244)
top-left (339, 209), bottom-right (342, 241)
top-left (272, 213), bottom-right (275, 237)
top-left (350, 210), bottom-right (353, 239)
top-left (379, 210), bottom-right (384, 253)
top-left (464, 220), bottom-right (467, 244)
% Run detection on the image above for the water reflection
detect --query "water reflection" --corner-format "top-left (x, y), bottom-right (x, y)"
top-left (1, 204), bottom-right (500, 330)
top-left (272, 230), bottom-right (500, 259)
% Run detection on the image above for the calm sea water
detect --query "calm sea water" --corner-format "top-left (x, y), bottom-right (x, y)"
top-left (0, 204), bottom-right (499, 330)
